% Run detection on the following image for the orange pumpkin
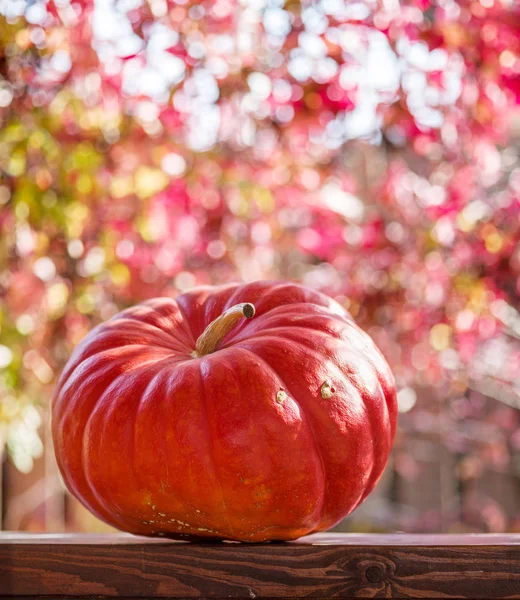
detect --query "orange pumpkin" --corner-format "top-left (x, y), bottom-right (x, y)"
top-left (52, 281), bottom-right (397, 541)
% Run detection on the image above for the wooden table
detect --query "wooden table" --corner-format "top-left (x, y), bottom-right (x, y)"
top-left (1, 533), bottom-right (519, 599)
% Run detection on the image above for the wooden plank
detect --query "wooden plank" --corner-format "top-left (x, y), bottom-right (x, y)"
top-left (0, 533), bottom-right (519, 599)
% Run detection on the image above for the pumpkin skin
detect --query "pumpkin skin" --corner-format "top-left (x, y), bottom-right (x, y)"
top-left (52, 281), bottom-right (397, 542)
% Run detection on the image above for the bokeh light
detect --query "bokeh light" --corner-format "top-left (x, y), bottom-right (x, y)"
top-left (0, 0), bottom-right (519, 533)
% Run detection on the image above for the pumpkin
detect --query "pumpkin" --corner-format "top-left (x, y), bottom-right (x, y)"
top-left (52, 281), bottom-right (397, 542)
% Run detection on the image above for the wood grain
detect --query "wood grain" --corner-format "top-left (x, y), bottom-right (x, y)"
top-left (0, 533), bottom-right (519, 599)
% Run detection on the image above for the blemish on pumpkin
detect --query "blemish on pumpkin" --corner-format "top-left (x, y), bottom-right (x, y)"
top-left (158, 512), bottom-right (166, 517)
top-left (320, 380), bottom-right (335, 399)
top-left (276, 390), bottom-right (287, 404)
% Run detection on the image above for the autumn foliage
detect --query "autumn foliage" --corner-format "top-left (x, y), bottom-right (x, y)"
top-left (0, 0), bottom-right (519, 531)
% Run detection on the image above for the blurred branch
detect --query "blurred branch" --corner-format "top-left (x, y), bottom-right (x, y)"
top-left (469, 378), bottom-right (520, 410)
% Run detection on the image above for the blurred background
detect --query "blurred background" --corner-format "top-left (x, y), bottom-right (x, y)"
top-left (0, 0), bottom-right (519, 534)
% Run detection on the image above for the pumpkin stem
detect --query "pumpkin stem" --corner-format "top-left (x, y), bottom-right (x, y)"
top-left (194, 302), bottom-right (255, 357)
